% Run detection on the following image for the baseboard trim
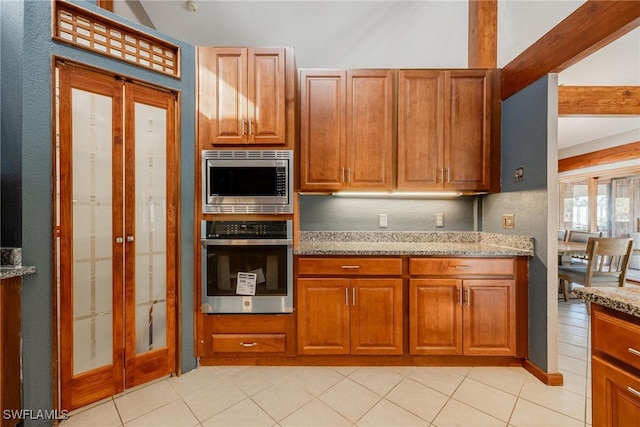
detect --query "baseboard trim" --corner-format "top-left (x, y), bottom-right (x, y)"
top-left (523, 359), bottom-right (564, 386)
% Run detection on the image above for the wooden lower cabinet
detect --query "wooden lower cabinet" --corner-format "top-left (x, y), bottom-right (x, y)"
top-left (591, 304), bottom-right (640, 426)
top-left (296, 257), bottom-right (403, 355)
top-left (297, 278), bottom-right (403, 355)
top-left (199, 314), bottom-right (295, 357)
top-left (592, 356), bottom-right (640, 426)
top-left (410, 278), bottom-right (517, 356)
top-left (1, 277), bottom-right (21, 427)
top-left (409, 257), bottom-right (525, 357)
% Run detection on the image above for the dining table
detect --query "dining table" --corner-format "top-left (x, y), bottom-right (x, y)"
top-left (558, 240), bottom-right (588, 256)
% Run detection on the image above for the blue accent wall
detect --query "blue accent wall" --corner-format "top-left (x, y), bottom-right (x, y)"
top-left (483, 75), bottom-right (552, 371)
top-left (1, 1), bottom-right (196, 423)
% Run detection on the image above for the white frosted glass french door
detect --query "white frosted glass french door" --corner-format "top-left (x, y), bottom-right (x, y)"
top-left (57, 64), bottom-right (177, 411)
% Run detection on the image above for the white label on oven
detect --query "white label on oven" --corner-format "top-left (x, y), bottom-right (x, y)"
top-left (236, 272), bottom-right (257, 296)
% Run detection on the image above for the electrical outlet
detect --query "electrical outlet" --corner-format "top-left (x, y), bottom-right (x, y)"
top-left (436, 213), bottom-right (444, 227)
top-left (503, 214), bottom-right (515, 229)
top-left (378, 213), bottom-right (388, 228)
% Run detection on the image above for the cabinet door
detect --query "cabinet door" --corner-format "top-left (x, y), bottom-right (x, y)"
top-left (210, 47), bottom-right (247, 144)
top-left (463, 279), bottom-right (516, 356)
top-left (346, 69), bottom-right (394, 190)
top-left (593, 356), bottom-right (640, 427)
top-left (397, 70), bottom-right (445, 190)
top-left (444, 70), bottom-right (492, 190)
top-left (247, 48), bottom-right (286, 144)
top-left (297, 278), bottom-right (350, 354)
top-left (350, 279), bottom-right (403, 355)
top-left (409, 279), bottom-right (462, 355)
top-left (299, 70), bottom-right (346, 191)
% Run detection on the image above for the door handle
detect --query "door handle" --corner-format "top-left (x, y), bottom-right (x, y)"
top-left (115, 237), bottom-right (124, 244)
top-left (126, 235), bottom-right (134, 243)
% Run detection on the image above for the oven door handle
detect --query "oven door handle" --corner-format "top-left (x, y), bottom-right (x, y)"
top-left (200, 238), bottom-right (293, 246)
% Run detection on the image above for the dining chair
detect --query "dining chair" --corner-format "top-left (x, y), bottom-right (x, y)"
top-left (558, 230), bottom-right (567, 241)
top-left (558, 237), bottom-right (634, 304)
top-left (565, 230), bottom-right (603, 265)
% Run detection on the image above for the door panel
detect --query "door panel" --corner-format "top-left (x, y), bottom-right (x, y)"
top-left (297, 278), bottom-right (350, 354)
top-left (249, 48), bottom-right (286, 144)
top-left (124, 83), bottom-right (177, 388)
top-left (57, 65), bottom-right (177, 410)
top-left (409, 278), bottom-right (462, 355)
top-left (350, 279), bottom-right (403, 355)
top-left (299, 70), bottom-right (346, 190)
top-left (397, 70), bottom-right (445, 190)
top-left (346, 69), bottom-right (393, 189)
top-left (463, 279), bottom-right (516, 356)
top-left (59, 65), bottom-right (125, 410)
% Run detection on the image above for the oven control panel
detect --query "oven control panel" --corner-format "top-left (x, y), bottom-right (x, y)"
top-left (203, 220), bottom-right (291, 239)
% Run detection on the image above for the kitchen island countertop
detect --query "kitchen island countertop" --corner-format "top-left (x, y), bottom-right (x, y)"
top-left (573, 287), bottom-right (640, 318)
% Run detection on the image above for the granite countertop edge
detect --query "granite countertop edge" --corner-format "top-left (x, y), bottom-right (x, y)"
top-left (295, 231), bottom-right (534, 257)
top-left (573, 287), bottom-right (640, 318)
top-left (0, 265), bottom-right (37, 280)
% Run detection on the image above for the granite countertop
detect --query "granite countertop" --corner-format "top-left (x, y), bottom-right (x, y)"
top-left (0, 265), bottom-right (37, 280)
top-left (573, 287), bottom-right (640, 318)
top-left (295, 231), bottom-right (534, 257)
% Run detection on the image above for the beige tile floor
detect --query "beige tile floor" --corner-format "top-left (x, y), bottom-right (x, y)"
top-left (60, 300), bottom-right (591, 427)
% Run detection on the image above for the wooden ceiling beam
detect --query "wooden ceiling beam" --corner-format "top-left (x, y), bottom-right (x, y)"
top-left (559, 86), bottom-right (640, 116)
top-left (558, 141), bottom-right (640, 172)
top-left (501, 1), bottom-right (640, 100)
top-left (468, 0), bottom-right (497, 68)
top-left (97, 0), bottom-right (114, 12)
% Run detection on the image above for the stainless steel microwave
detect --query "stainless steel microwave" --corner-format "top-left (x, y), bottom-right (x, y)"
top-left (202, 150), bottom-right (293, 214)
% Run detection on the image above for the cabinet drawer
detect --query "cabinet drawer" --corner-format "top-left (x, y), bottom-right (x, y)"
top-left (211, 334), bottom-right (286, 353)
top-left (297, 257), bottom-right (403, 276)
top-left (592, 305), bottom-right (640, 371)
top-left (410, 258), bottom-right (514, 276)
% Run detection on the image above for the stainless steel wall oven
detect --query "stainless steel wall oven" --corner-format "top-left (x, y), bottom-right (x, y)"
top-left (200, 220), bottom-right (293, 313)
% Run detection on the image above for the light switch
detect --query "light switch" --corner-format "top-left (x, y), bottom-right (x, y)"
top-left (436, 213), bottom-right (444, 227)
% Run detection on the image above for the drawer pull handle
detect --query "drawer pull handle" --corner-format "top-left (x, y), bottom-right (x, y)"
top-left (454, 265), bottom-right (471, 269)
top-left (341, 265), bottom-right (360, 269)
top-left (240, 342), bottom-right (258, 347)
top-left (628, 387), bottom-right (640, 399)
top-left (629, 348), bottom-right (640, 357)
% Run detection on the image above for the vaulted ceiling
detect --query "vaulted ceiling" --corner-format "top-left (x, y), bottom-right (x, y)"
top-left (113, 0), bottom-right (640, 156)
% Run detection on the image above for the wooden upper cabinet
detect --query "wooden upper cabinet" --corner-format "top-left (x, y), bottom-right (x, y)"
top-left (445, 70), bottom-right (492, 191)
top-left (397, 69), bottom-right (496, 192)
top-left (397, 70), bottom-right (445, 190)
top-left (198, 47), bottom-right (288, 147)
top-left (299, 69), bottom-right (393, 191)
top-left (299, 70), bottom-right (346, 191)
top-left (346, 69), bottom-right (394, 190)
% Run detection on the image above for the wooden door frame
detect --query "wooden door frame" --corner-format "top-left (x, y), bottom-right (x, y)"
top-left (52, 58), bottom-right (181, 412)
